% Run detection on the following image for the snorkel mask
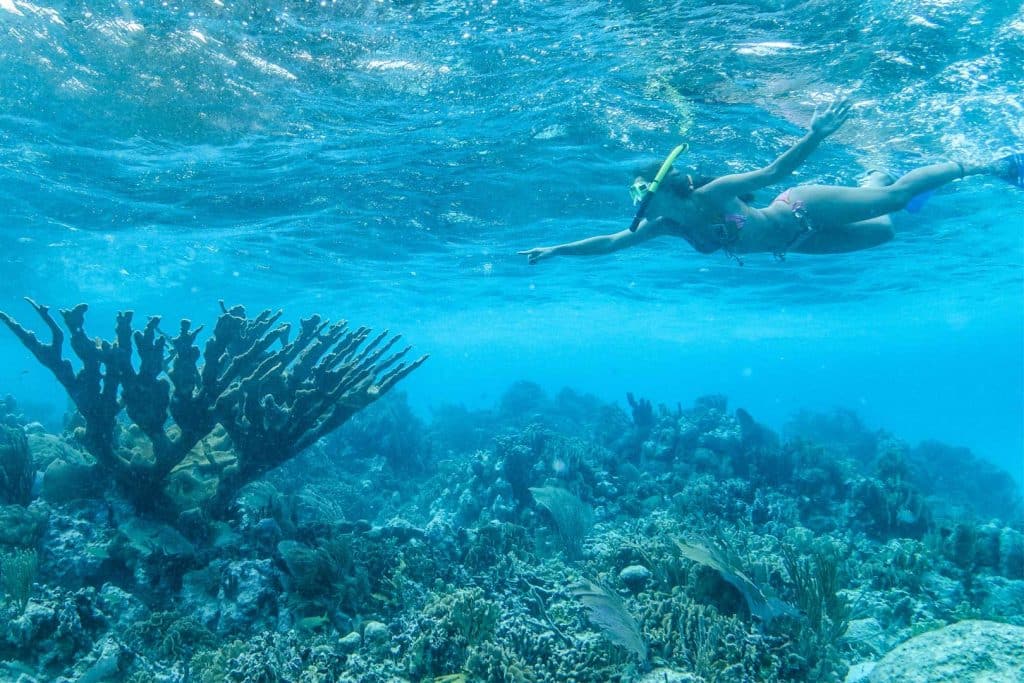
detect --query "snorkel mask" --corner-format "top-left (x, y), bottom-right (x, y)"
top-left (628, 143), bottom-right (688, 232)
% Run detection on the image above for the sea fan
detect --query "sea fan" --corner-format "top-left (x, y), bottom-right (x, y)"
top-left (675, 538), bottom-right (796, 623)
top-left (572, 580), bottom-right (647, 664)
top-left (530, 486), bottom-right (593, 560)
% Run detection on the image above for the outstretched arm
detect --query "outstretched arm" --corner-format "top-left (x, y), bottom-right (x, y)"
top-left (696, 98), bottom-right (852, 202)
top-left (519, 217), bottom-right (668, 264)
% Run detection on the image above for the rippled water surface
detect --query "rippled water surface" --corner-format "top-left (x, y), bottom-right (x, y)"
top-left (1, 0), bottom-right (1022, 473)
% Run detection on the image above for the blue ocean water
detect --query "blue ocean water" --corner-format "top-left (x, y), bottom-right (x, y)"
top-left (0, 0), bottom-right (1021, 480)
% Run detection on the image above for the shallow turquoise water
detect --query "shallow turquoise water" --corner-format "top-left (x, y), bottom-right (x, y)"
top-left (0, 1), bottom-right (1021, 476)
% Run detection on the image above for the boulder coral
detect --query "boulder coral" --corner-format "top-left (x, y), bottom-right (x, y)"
top-left (868, 620), bottom-right (1024, 682)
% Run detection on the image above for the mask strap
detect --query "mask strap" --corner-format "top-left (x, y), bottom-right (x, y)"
top-left (628, 143), bottom-right (689, 232)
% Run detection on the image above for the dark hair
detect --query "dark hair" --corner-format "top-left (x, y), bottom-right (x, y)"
top-left (658, 171), bottom-right (756, 204)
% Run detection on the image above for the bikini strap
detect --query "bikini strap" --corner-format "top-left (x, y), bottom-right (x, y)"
top-left (715, 214), bottom-right (746, 266)
top-left (774, 203), bottom-right (815, 261)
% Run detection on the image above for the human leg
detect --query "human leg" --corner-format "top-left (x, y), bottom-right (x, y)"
top-left (789, 161), bottom-right (965, 225)
top-left (783, 173), bottom-right (893, 253)
top-left (856, 170), bottom-right (896, 227)
top-left (790, 219), bottom-right (895, 254)
top-left (775, 155), bottom-right (1020, 254)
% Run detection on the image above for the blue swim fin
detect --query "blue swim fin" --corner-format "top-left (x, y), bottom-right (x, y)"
top-left (998, 152), bottom-right (1024, 188)
top-left (905, 190), bottom-right (933, 213)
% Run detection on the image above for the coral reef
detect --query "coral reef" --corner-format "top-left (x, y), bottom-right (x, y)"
top-left (0, 381), bottom-right (1019, 682)
top-left (0, 299), bottom-right (426, 519)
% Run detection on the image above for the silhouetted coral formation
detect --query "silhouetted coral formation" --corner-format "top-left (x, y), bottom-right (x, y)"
top-left (0, 299), bottom-right (426, 519)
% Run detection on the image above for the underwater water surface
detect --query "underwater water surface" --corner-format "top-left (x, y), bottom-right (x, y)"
top-left (0, 1), bottom-right (1023, 681)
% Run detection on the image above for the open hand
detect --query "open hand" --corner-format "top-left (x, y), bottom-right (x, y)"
top-left (809, 97), bottom-right (852, 137)
top-left (518, 246), bottom-right (555, 265)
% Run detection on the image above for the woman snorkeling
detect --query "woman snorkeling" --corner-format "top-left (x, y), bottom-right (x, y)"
top-left (519, 98), bottom-right (1023, 264)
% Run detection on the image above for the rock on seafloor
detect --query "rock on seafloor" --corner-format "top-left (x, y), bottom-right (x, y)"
top-left (867, 619), bottom-right (1024, 683)
top-left (619, 564), bottom-right (653, 592)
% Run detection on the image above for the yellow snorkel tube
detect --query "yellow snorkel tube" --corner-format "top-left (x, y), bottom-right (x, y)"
top-left (628, 143), bottom-right (688, 232)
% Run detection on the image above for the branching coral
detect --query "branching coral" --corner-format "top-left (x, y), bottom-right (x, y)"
top-left (640, 592), bottom-right (784, 681)
top-left (0, 299), bottom-right (426, 518)
top-left (404, 586), bottom-right (501, 678)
